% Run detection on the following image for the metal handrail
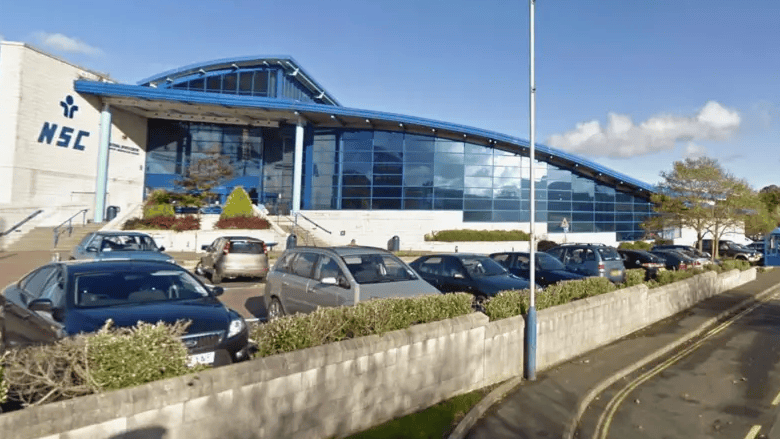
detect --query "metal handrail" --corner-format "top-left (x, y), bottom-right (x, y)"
top-left (53, 209), bottom-right (89, 248)
top-left (0, 209), bottom-right (44, 237)
top-left (295, 212), bottom-right (332, 235)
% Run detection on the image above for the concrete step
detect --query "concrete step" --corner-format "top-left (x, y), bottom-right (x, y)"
top-left (5, 223), bottom-right (104, 252)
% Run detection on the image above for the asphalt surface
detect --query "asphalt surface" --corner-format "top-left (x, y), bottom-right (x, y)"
top-left (461, 267), bottom-right (780, 439)
top-left (0, 250), bottom-right (269, 321)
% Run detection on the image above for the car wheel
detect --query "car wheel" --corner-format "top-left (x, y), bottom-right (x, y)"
top-left (211, 269), bottom-right (222, 284)
top-left (267, 297), bottom-right (285, 320)
top-left (472, 294), bottom-right (488, 313)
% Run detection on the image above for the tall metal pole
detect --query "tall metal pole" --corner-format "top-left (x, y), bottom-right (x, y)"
top-left (524, 0), bottom-right (538, 381)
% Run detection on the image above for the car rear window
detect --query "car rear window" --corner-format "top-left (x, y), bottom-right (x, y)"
top-left (228, 241), bottom-right (264, 254)
top-left (597, 247), bottom-right (621, 261)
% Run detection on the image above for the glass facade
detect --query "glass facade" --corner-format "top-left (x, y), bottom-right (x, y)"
top-left (144, 121), bottom-right (654, 240)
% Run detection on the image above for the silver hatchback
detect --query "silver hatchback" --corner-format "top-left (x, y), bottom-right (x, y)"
top-left (196, 236), bottom-right (270, 284)
top-left (264, 246), bottom-right (440, 319)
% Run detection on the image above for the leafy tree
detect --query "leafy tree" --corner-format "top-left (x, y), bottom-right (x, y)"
top-left (175, 145), bottom-right (234, 203)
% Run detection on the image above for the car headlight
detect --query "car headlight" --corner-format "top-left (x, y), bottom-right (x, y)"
top-left (228, 317), bottom-right (246, 338)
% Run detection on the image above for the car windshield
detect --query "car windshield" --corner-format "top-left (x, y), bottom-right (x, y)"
top-left (459, 256), bottom-right (508, 277)
top-left (74, 268), bottom-right (210, 307)
top-left (97, 234), bottom-right (159, 252)
top-left (343, 253), bottom-right (419, 284)
top-left (536, 253), bottom-right (565, 270)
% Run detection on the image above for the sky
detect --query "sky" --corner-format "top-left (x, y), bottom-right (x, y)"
top-left (1, 0), bottom-right (778, 190)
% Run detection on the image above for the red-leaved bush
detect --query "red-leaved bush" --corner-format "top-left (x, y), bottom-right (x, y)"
top-left (215, 216), bottom-right (270, 230)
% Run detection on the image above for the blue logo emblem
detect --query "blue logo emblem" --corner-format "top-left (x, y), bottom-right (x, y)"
top-left (60, 95), bottom-right (79, 119)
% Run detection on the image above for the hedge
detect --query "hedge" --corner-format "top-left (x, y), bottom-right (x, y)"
top-left (425, 229), bottom-right (530, 242)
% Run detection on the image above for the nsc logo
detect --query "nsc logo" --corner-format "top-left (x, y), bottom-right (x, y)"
top-left (37, 95), bottom-right (91, 150)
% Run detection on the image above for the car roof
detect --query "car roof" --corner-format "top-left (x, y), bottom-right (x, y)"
top-left (57, 259), bottom-right (183, 274)
top-left (222, 236), bottom-right (263, 241)
top-left (287, 245), bottom-right (392, 257)
top-left (91, 231), bottom-right (153, 237)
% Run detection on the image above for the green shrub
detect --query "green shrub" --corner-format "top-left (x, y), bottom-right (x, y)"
top-left (622, 269), bottom-right (646, 287)
top-left (215, 216), bottom-right (270, 230)
top-left (482, 290), bottom-right (529, 320)
top-left (618, 241), bottom-right (652, 250)
top-left (221, 186), bottom-right (254, 219)
top-left (251, 293), bottom-right (473, 358)
top-left (721, 259), bottom-right (751, 271)
top-left (426, 229), bottom-right (530, 242)
top-left (143, 203), bottom-right (175, 219)
top-left (0, 356), bottom-right (8, 405)
top-left (537, 240), bottom-right (559, 252)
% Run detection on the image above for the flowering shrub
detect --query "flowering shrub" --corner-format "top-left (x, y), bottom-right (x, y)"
top-left (215, 216), bottom-right (270, 230)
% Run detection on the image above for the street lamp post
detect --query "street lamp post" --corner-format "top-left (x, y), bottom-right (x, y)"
top-left (525, 0), bottom-right (537, 381)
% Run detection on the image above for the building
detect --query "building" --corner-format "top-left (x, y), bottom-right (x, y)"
top-left (0, 42), bottom-right (657, 248)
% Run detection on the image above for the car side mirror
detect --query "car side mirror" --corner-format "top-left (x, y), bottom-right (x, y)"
top-left (211, 286), bottom-right (224, 297)
top-left (201, 245), bottom-right (209, 251)
top-left (321, 277), bottom-right (338, 285)
top-left (86, 247), bottom-right (98, 253)
top-left (158, 246), bottom-right (165, 252)
top-left (29, 298), bottom-right (53, 313)
top-left (453, 273), bottom-right (465, 279)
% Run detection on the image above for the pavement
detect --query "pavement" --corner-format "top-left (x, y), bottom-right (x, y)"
top-left (453, 267), bottom-right (780, 439)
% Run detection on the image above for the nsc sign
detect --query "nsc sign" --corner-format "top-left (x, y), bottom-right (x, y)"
top-left (36, 95), bottom-right (91, 150)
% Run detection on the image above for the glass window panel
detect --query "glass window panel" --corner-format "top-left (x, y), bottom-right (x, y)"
top-left (342, 173), bottom-right (371, 187)
top-left (464, 177), bottom-right (493, 188)
top-left (172, 82), bottom-right (188, 90)
top-left (374, 163), bottom-right (403, 175)
top-left (434, 164), bottom-right (464, 188)
top-left (405, 151), bottom-right (434, 163)
top-left (343, 161), bottom-right (371, 175)
top-left (434, 187), bottom-right (463, 198)
top-left (615, 202), bottom-right (633, 212)
top-left (404, 134), bottom-right (435, 153)
top-left (435, 153), bottom-right (464, 165)
top-left (373, 186), bottom-right (402, 197)
top-left (464, 187), bottom-right (492, 198)
top-left (313, 150), bottom-right (338, 163)
top-left (253, 71), bottom-right (268, 96)
top-left (532, 199), bottom-right (547, 211)
top-left (464, 199), bottom-right (492, 210)
top-left (493, 166), bottom-right (521, 179)
top-left (595, 212), bottom-right (615, 222)
top-left (435, 139), bottom-right (464, 154)
top-left (238, 72), bottom-right (253, 95)
top-left (572, 202), bottom-right (594, 212)
top-left (465, 165), bottom-right (493, 178)
top-left (493, 153), bottom-right (522, 167)
top-left (533, 211), bottom-right (545, 222)
top-left (342, 198), bottom-right (369, 209)
top-left (404, 187), bottom-right (432, 198)
top-left (465, 154), bottom-right (493, 166)
top-left (463, 211), bottom-right (492, 222)
top-left (373, 131), bottom-right (403, 151)
top-left (206, 75), bottom-right (221, 92)
top-left (434, 198), bottom-right (463, 210)
top-left (342, 187), bottom-right (370, 198)
top-left (547, 212), bottom-right (569, 224)
top-left (465, 143), bottom-right (492, 155)
top-left (494, 199), bottom-right (519, 210)
top-left (572, 212), bottom-right (594, 222)
top-left (595, 222), bottom-right (616, 232)
top-left (494, 187), bottom-right (520, 199)
top-left (616, 212), bottom-right (634, 222)
top-left (342, 131), bottom-right (373, 150)
top-left (374, 151), bottom-right (402, 162)
top-left (403, 164), bottom-right (433, 187)
top-left (571, 222), bottom-right (595, 233)
top-left (189, 78), bottom-right (204, 91)
top-left (373, 175), bottom-right (402, 187)
top-left (548, 190), bottom-right (571, 201)
top-left (222, 73), bottom-right (237, 93)
top-left (548, 201), bottom-right (571, 212)
top-left (616, 192), bottom-right (633, 202)
top-left (493, 211), bottom-right (520, 222)
top-left (404, 198), bottom-right (432, 209)
top-left (595, 202), bottom-right (613, 212)
top-left (615, 222), bottom-right (634, 231)
top-left (344, 152), bottom-right (372, 162)
top-left (595, 185), bottom-right (616, 202)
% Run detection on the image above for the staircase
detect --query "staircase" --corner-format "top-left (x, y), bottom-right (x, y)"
top-left (4, 223), bottom-right (105, 252)
top-left (272, 214), bottom-right (332, 247)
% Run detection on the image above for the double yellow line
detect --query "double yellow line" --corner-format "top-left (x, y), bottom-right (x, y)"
top-left (594, 291), bottom-right (780, 439)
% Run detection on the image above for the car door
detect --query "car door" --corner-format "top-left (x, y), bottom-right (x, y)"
top-left (202, 238), bottom-right (224, 274)
top-left (439, 256), bottom-right (472, 293)
top-left (310, 254), bottom-right (351, 308)
top-left (3, 265), bottom-right (61, 347)
top-left (285, 251), bottom-right (319, 314)
top-left (412, 256), bottom-right (444, 290)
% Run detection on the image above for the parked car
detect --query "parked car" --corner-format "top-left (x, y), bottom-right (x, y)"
top-left (746, 241), bottom-right (765, 254)
top-left (700, 239), bottom-right (761, 263)
top-left (652, 244), bottom-right (715, 266)
top-left (70, 231), bottom-right (174, 263)
top-left (617, 249), bottom-right (666, 280)
top-left (199, 205), bottom-right (223, 215)
top-left (196, 236), bottom-right (270, 284)
top-left (409, 254), bottom-right (533, 306)
top-left (545, 243), bottom-right (626, 283)
top-left (1, 260), bottom-right (250, 366)
top-left (489, 251), bottom-right (586, 287)
top-left (173, 205), bottom-right (200, 214)
top-left (650, 249), bottom-right (694, 271)
top-left (264, 246), bottom-right (439, 319)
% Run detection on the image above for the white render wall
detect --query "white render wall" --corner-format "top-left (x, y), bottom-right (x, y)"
top-left (0, 42), bottom-right (146, 227)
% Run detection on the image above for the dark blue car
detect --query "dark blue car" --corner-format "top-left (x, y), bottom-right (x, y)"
top-left (409, 254), bottom-right (534, 306)
top-left (490, 251), bottom-right (586, 287)
top-left (1, 260), bottom-right (249, 366)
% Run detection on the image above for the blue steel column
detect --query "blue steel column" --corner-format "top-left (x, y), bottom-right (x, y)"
top-left (292, 120), bottom-right (304, 213)
top-left (94, 103), bottom-right (112, 223)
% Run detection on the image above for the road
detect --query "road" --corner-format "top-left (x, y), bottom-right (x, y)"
top-left (193, 275), bottom-right (268, 322)
top-left (577, 289), bottom-right (780, 439)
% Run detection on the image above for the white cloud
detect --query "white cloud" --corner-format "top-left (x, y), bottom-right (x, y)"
top-left (546, 101), bottom-right (741, 158)
top-left (34, 32), bottom-right (102, 56)
top-left (683, 142), bottom-right (706, 158)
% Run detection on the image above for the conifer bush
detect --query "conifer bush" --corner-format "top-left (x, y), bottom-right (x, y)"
top-left (221, 186), bottom-right (254, 219)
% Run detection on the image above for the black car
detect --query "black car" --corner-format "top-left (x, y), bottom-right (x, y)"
top-left (490, 251), bottom-right (585, 287)
top-left (409, 254), bottom-right (533, 305)
top-left (617, 249), bottom-right (666, 280)
top-left (1, 260), bottom-right (250, 366)
top-left (649, 249), bottom-right (693, 271)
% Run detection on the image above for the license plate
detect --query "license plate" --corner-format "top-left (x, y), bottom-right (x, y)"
top-left (187, 351), bottom-right (215, 367)
top-left (610, 270), bottom-right (621, 277)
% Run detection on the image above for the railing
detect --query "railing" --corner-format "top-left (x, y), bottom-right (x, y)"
top-left (294, 212), bottom-right (332, 235)
top-left (0, 209), bottom-right (44, 237)
top-left (53, 209), bottom-right (89, 248)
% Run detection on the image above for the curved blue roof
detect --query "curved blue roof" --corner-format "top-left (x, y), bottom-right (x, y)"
top-left (74, 79), bottom-right (655, 195)
top-left (136, 55), bottom-right (340, 106)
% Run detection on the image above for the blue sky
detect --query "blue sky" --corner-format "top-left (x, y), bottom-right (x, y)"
top-left (2, 0), bottom-right (778, 190)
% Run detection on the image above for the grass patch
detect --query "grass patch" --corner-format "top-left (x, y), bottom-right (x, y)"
top-left (344, 384), bottom-right (498, 439)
